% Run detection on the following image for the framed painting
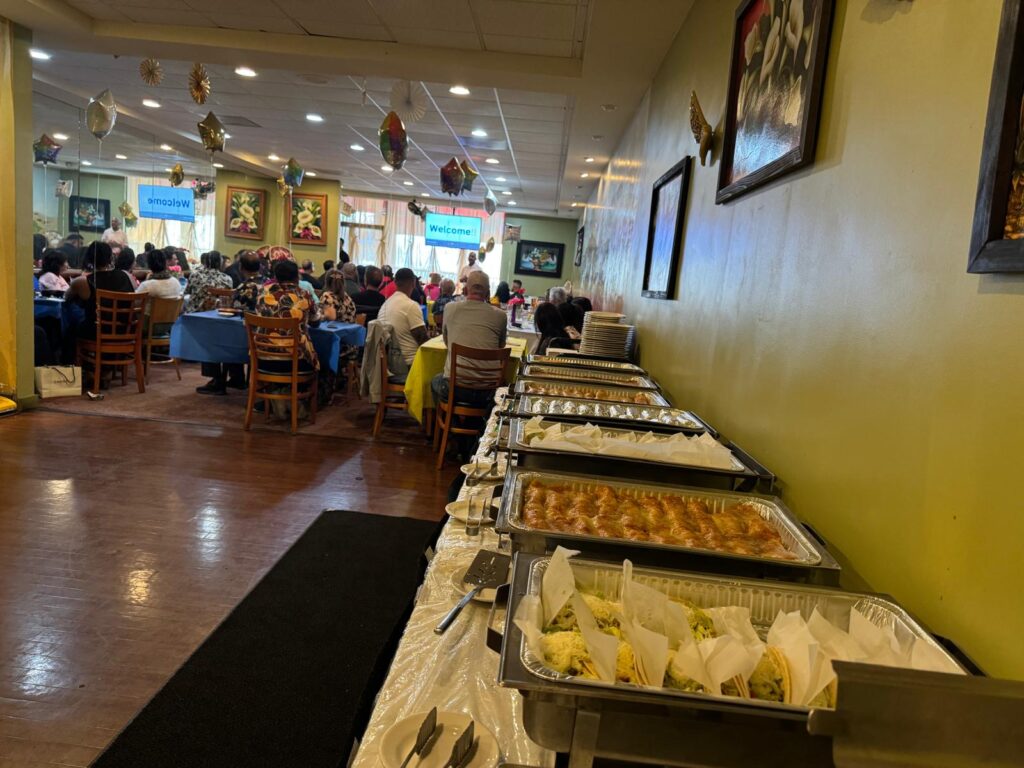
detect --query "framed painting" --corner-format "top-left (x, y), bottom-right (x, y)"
top-left (642, 156), bottom-right (692, 300)
top-left (515, 240), bottom-right (564, 278)
top-left (288, 192), bottom-right (328, 246)
top-left (716, 0), bottom-right (835, 204)
top-left (969, 0), bottom-right (1024, 272)
top-left (68, 196), bottom-right (109, 232)
top-left (574, 225), bottom-right (584, 267)
top-left (224, 186), bottom-right (265, 241)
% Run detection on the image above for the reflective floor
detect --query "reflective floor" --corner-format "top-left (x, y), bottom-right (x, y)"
top-left (0, 409), bottom-right (451, 766)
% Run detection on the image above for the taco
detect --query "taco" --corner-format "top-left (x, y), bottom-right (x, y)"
top-left (746, 646), bottom-right (791, 703)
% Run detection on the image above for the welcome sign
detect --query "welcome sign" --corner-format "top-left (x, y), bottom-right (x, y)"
top-left (138, 185), bottom-right (195, 223)
top-left (424, 212), bottom-right (481, 250)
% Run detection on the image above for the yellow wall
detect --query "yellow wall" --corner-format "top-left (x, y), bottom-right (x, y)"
top-left (581, 0), bottom-right (1024, 678)
top-left (213, 169), bottom-right (340, 269)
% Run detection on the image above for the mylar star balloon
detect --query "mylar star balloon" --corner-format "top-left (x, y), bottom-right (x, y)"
top-left (86, 89), bottom-right (117, 140)
top-left (197, 111), bottom-right (226, 153)
top-left (440, 157), bottom-right (465, 196)
top-left (460, 160), bottom-right (478, 193)
top-left (192, 179), bottom-right (215, 200)
top-left (33, 134), bottom-right (62, 165)
top-left (282, 157), bottom-right (304, 188)
top-left (484, 190), bottom-right (497, 216)
top-left (118, 201), bottom-right (138, 228)
top-left (485, 236), bottom-right (495, 252)
top-left (276, 176), bottom-right (292, 197)
top-left (168, 163), bottom-right (185, 187)
top-left (378, 110), bottom-right (408, 170)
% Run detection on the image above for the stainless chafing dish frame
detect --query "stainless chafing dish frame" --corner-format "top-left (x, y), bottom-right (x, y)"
top-left (495, 467), bottom-right (840, 584)
top-left (525, 354), bottom-right (646, 374)
top-left (512, 394), bottom-right (718, 437)
top-left (519, 364), bottom-right (659, 390)
top-left (513, 378), bottom-right (671, 407)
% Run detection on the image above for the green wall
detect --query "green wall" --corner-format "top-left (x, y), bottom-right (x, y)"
top-left (500, 213), bottom-right (579, 298)
top-left (32, 167), bottom-right (127, 236)
top-left (580, 0), bottom-right (1024, 678)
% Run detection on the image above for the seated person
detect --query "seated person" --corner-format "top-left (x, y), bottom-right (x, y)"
top-left (300, 259), bottom-right (323, 290)
top-left (38, 249), bottom-right (69, 292)
top-left (65, 241), bottom-right (135, 340)
top-left (255, 258), bottom-right (321, 372)
top-left (548, 286), bottom-right (568, 306)
top-left (352, 265), bottom-right (386, 309)
top-left (558, 301), bottom-right (584, 340)
top-left (232, 250), bottom-right (264, 311)
top-left (495, 281), bottom-right (511, 305)
top-left (378, 265), bottom-right (395, 297)
top-left (320, 269), bottom-right (357, 323)
top-left (136, 250), bottom-right (184, 300)
top-left (341, 262), bottom-right (361, 297)
top-left (377, 267), bottom-right (427, 375)
top-left (431, 278), bottom-right (457, 325)
top-left (184, 250), bottom-right (233, 313)
top-left (511, 278), bottom-right (525, 298)
top-left (319, 259), bottom-right (335, 283)
top-left (431, 271), bottom-right (506, 408)
top-left (224, 248), bottom-right (249, 287)
top-left (572, 296), bottom-right (593, 314)
top-left (115, 248), bottom-right (139, 289)
top-left (424, 272), bottom-right (442, 302)
top-left (534, 301), bottom-right (576, 354)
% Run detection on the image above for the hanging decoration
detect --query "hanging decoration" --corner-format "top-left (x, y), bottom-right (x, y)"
top-left (484, 189), bottom-right (497, 215)
top-left (460, 160), bottom-right (479, 192)
top-left (192, 179), bottom-right (216, 200)
top-left (139, 58), bottom-right (163, 86)
top-left (484, 236), bottom-right (495, 252)
top-left (389, 80), bottom-right (429, 123)
top-left (86, 89), bottom-right (117, 140)
top-left (276, 176), bottom-right (292, 197)
top-left (33, 134), bottom-right (62, 165)
top-left (197, 111), bottom-right (226, 153)
top-left (55, 180), bottom-right (73, 198)
top-left (118, 201), bottom-right (138, 228)
top-left (378, 111), bottom-right (408, 170)
top-left (282, 157), bottom-right (304, 188)
top-left (340, 200), bottom-right (355, 216)
top-left (688, 91), bottom-right (714, 167)
top-left (440, 157), bottom-right (465, 195)
top-left (407, 199), bottom-right (427, 221)
top-left (168, 163), bottom-right (185, 186)
top-left (189, 62), bottom-right (211, 104)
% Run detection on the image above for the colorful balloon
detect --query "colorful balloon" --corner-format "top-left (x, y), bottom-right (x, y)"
top-left (440, 157), bottom-right (465, 196)
top-left (86, 89), bottom-right (117, 140)
top-left (282, 157), bottom-right (304, 188)
top-left (192, 179), bottom-right (216, 200)
top-left (484, 190), bottom-right (497, 215)
top-left (276, 176), bottom-right (292, 197)
top-left (485, 236), bottom-right (495, 252)
top-left (460, 160), bottom-right (478, 192)
top-left (168, 163), bottom-right (185, 187)
top-left (197, 111), bottom-right (226, 153)
top-left (118, 201), bottom-right (138, 228)
top-left (378, 110), bottom-right (408, 170)
top-left (33, 134), bottom-right (62, 164)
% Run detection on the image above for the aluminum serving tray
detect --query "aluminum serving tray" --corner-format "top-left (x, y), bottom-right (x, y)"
top-left (497, 554), bottom-right (965, 721)
top-left (520, 364), bottom-right (658, 390)
top-left (497, 468), bottom-right (840, 584)
top-left (525, 355), bottom-right (646, 374)
top-left (513, 378), bottom-right (670, 407)
top-left (514, 394), bottom-right (715, 436)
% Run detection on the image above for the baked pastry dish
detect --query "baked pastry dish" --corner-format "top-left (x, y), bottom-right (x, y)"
top-left (520, 381), bottom-right (658, 405)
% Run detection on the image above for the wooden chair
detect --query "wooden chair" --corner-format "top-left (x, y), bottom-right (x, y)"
top-left (372, 341), bottom-right (409, 437)
top-left (345, 312), bottom-right (367, 400)
top-left (243, 313), bottom-right (318, 435)
top-left (143, 296), bottom-right (183, 382)
top-left (204, 287), bottom-right (235, 311)
top-left (433, 343), bottom-right (511, 469)
top-left (77, 289), bottom-right (149, 395)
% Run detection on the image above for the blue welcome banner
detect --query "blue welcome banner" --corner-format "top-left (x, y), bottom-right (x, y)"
top-left (424, 212), bottom-right (481, 250)
top-left (138, 185), bottom-right (195, 223)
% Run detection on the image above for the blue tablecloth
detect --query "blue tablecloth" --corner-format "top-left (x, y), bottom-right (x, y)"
top-left (169, 311), bottom-right (366, 374)
top-left (34, 297), bottom-right (63, 320)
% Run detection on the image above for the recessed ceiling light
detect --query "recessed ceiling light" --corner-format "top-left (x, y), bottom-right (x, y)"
top-left (114, 153), bottom-right (127, 160)
top-left (402, 180), bottom-right (414, 186)
top-left (53, 133), bottom-right (69, 141)
top-left (224, 133), bottom-right (232, 139)
top-left (471, 128), bottom-right (487, 138)
top-left (584, 156), bottom-right (595, 163)
top-left (494, 176), bottom-right (506, 182)
top-left (380, 164), bottom-right (393, 172)
top-left (501, 190), bottom-right (512, 195)
top-left (142, 99), bottom-right (161, 108)
top-left (306, 171), bottom-right (317, 177)
top-left (81, 160), bottom-right (92, 166)
top-left (268, 153), bottom-right (280, 161)
top-left (485, 158), bottom-right (499, 165)
top-left (571, 202), bottom-right (578, 208)
top-left (580, 172), bottom-right (590, 178)
top-left (212, 162), bottom-right (224, 168)
top-left (305, 113), bottom-right (324, 122)
top-left (420, 192), bottom-right (429, 197)
top-left (29, 49), bottom-right (50, 60)
top-left (350, 143), bottom-right (365, 151)
top-left (507, 200), bottom-right (517, 206)
top-left (449, 85), bottom-right (470, 96)
top-left (159, 143), bottom-right (173, 151)
top-left (235, 66), bottom-right (257, 77)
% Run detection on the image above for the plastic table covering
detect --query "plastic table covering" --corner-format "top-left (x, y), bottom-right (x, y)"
top-left (352, 413), bottom-right (555, 768)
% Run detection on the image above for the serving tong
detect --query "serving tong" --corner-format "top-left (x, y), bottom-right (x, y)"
top-left (399, 707), bottom-right (439, 768)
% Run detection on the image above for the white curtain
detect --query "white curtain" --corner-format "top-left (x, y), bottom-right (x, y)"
top-left (340, 195), bottom-right (386, 266)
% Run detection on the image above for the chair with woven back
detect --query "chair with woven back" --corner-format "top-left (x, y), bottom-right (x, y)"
top-left (372, 339), bottom-right (409, 437)
top-left (345, 312), bottom-right (367, 400)
top-left (243, 313), bottom-right (318, 435)
top-left (433, 343), bottom-right (511, 470)
top-left (76, 289), bottom-right (149, 395)
top-left (204, 287), bottom-right (236, 311)
top-left (143, 296), bottom-right (183, 382)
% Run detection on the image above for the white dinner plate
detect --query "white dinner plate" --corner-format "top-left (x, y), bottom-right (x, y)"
top-left (460, 459), bottom-right (506, 482)
top-left (380, 711), bottom-right (500, 768)
top-left (450, 562), bottom-right (501, 603)
top-left (444, 497), bottom-right (499, 524)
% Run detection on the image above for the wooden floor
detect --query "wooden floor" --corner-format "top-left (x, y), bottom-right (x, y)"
top-left (0, 409), bottom-right (454, 767)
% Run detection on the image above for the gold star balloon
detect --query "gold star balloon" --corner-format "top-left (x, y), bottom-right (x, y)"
top-left (484, 190), bottom-right (497, 215)
top-left (197, 111), bottom-right (226, 153)
top-left (460, 160), bottom-right (478, 193)
top-left (86, 89), bottom-right (117, 140)
top-left (189, 62), bottom-right (211, 104)
top-left (139, 58), bottom-right (163, 86)
top-left (168, 163), bottom-right (185, 187)
top-left (118, 201), bottom-right (138, 228)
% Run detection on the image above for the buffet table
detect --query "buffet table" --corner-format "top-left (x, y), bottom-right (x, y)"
top-left (352, 410), bottom-right (554, 768)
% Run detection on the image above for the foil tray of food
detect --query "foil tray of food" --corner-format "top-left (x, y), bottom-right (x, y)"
top-left (519, 364), bottom-right (658, 390)
top-left (513, 395), bottom-right (715, 435)
top-left (525, 355), bottom-right (646, 374)
top-left (513, 379), bottom-right (670, 407)
top-left (496, 469), bottom-right (836, 579)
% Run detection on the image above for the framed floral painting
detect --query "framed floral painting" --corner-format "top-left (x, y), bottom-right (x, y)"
top-left (288, 192), bottom-right (328, 246)
top-left (716, 0), bottom-right (835, 204)
top-left (224, 186), bottom-right (265, 240)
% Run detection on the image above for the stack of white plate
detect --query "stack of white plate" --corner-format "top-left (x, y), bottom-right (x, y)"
top-left (580, 313), bottom-right (635, 359)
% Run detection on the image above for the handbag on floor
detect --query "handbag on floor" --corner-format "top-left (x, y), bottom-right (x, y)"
top-left (34, 365), bottom-right (82, 398)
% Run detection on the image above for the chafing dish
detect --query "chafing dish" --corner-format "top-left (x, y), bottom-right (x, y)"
top-left (496, 468), bottom-right (838, 584)
top-left (513, 394), bottom-right (716, 436)
top-left (513, 378), bottom-right (671, 407)
top-left (491, 553), bottom-right (976, 768)
top-left (525, 355), bottom-right (647, 374)
top-left (520, 364), bottom-right (658, 390)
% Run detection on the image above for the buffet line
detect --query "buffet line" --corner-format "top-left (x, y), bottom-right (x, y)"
top-left (353, 349), bottom-right (1017, 768)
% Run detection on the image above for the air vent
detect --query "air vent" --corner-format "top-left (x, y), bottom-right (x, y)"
top-left (219, 115), bottom-right (262, 128)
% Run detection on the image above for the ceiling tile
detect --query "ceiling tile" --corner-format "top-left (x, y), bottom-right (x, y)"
top-left (483, 34), bottom-right (572, 57)
top-left (206, 15), bottom-right (306, 33)
top-left (470, 0), bottom-right (576, 39)
top-left (293, 20), bottom-right (394, 40)
top-left (117, 7), bottom-right (216, 25)
top-left (390, 27), bottom-right (481, 48)
top-left (285, 0), bottom-right (381, 26)
top-left (369, 0), bottom-right (477, 31)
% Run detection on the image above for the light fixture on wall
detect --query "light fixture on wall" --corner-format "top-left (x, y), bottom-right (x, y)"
top-left (29, 49), bottom-right (50, 60)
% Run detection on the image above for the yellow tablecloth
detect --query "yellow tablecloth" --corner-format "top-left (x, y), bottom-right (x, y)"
top-left (404, 335), bottom-right (527, 423)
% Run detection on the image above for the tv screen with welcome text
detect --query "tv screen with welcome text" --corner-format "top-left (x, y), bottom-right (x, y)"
top-left (424, 212), bottom-right (481, 250)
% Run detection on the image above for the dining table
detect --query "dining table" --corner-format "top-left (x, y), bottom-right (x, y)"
top-left (403, 335), bottom-right (527, 424)
top-left (169, 310), bottom-right (366, 374)
top-left (33, 296), bottom-right (64, 321)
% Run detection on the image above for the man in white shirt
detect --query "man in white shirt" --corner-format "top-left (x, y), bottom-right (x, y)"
top-left (457, 252), bottom-right (483, 283)
top-left (101, 218), bottom-right (129, 250)
top-left (378, 267), bottom-right (428, 373)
